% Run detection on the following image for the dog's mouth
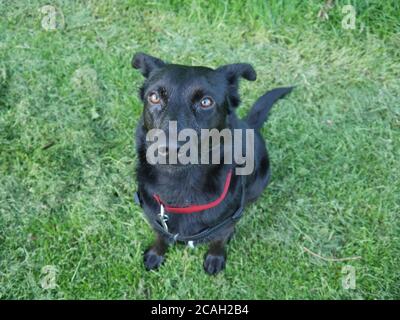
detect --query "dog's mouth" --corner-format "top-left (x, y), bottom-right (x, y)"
top-left (144, 141), bottom-right (226, 169)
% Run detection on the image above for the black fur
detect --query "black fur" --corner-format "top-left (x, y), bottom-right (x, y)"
top-left (246, 87), bottom-right (294, 129)
top-left (132, 53), bottom-right (292, 274)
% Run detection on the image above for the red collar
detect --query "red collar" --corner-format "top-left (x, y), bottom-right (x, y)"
top-left (153, 169), bottom-right (233, 214)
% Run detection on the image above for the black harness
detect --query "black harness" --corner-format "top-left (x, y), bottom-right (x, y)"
top-left (134, 175), bottom-right (246, 245)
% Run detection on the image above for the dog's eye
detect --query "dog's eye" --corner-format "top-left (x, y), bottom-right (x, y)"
top-left (148, 92), bottom-right (160, 104)
top-left (200, 97), bottom-right (214, 109)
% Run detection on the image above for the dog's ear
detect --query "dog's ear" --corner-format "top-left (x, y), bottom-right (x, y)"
top-left (132, 52), bottom-right (165, 78)
top-left (216, 63), bottom-right (256, 108)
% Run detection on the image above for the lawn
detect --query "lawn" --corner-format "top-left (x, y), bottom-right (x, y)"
top-left (0, 0), bottom-right (399, 299)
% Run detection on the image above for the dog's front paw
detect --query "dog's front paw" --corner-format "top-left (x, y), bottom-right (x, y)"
top-left (144, 248), bottom-right (164, 271)
top-left (203, 253), bottom-right (226, 275)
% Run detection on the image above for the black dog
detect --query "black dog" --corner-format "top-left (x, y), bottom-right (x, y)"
top-left (132, 53), bottom-right (292, 274)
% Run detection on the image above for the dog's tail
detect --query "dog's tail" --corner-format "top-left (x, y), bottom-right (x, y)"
top-left (245, 87), bottom-right (294, 130)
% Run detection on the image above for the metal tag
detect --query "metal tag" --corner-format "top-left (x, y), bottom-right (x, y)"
top-left (187, 241), bottom-right (195, 249)
top-left (158, 204), bottom-right (169, 232)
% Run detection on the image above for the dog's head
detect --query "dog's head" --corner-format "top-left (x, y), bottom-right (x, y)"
top-left (132, 52), bottom-right (256, 164)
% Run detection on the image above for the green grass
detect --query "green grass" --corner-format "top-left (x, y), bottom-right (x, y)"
top-left (1, 0), bottom-right (399, 299)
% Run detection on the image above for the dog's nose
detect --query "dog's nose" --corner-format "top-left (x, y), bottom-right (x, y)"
top-left (157, 143), bottom-right (181, 156)
top-left (157, 145), bottom-right (169, 157)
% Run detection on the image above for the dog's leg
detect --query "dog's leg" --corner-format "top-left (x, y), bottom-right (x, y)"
top-left (144, 233), bottom-right (168, 271)
top-left (203, 228), bottom-right (234, 275)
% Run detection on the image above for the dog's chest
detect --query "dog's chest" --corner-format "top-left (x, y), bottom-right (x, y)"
top-left (143, 185), bottom-right (216, 236)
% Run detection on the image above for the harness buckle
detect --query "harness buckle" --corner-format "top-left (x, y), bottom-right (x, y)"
top-left (158, 204), bottom-right (169, 232)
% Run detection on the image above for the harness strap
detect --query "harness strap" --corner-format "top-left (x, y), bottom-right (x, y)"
top-left (134, 173), bottom-right (246, 244)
